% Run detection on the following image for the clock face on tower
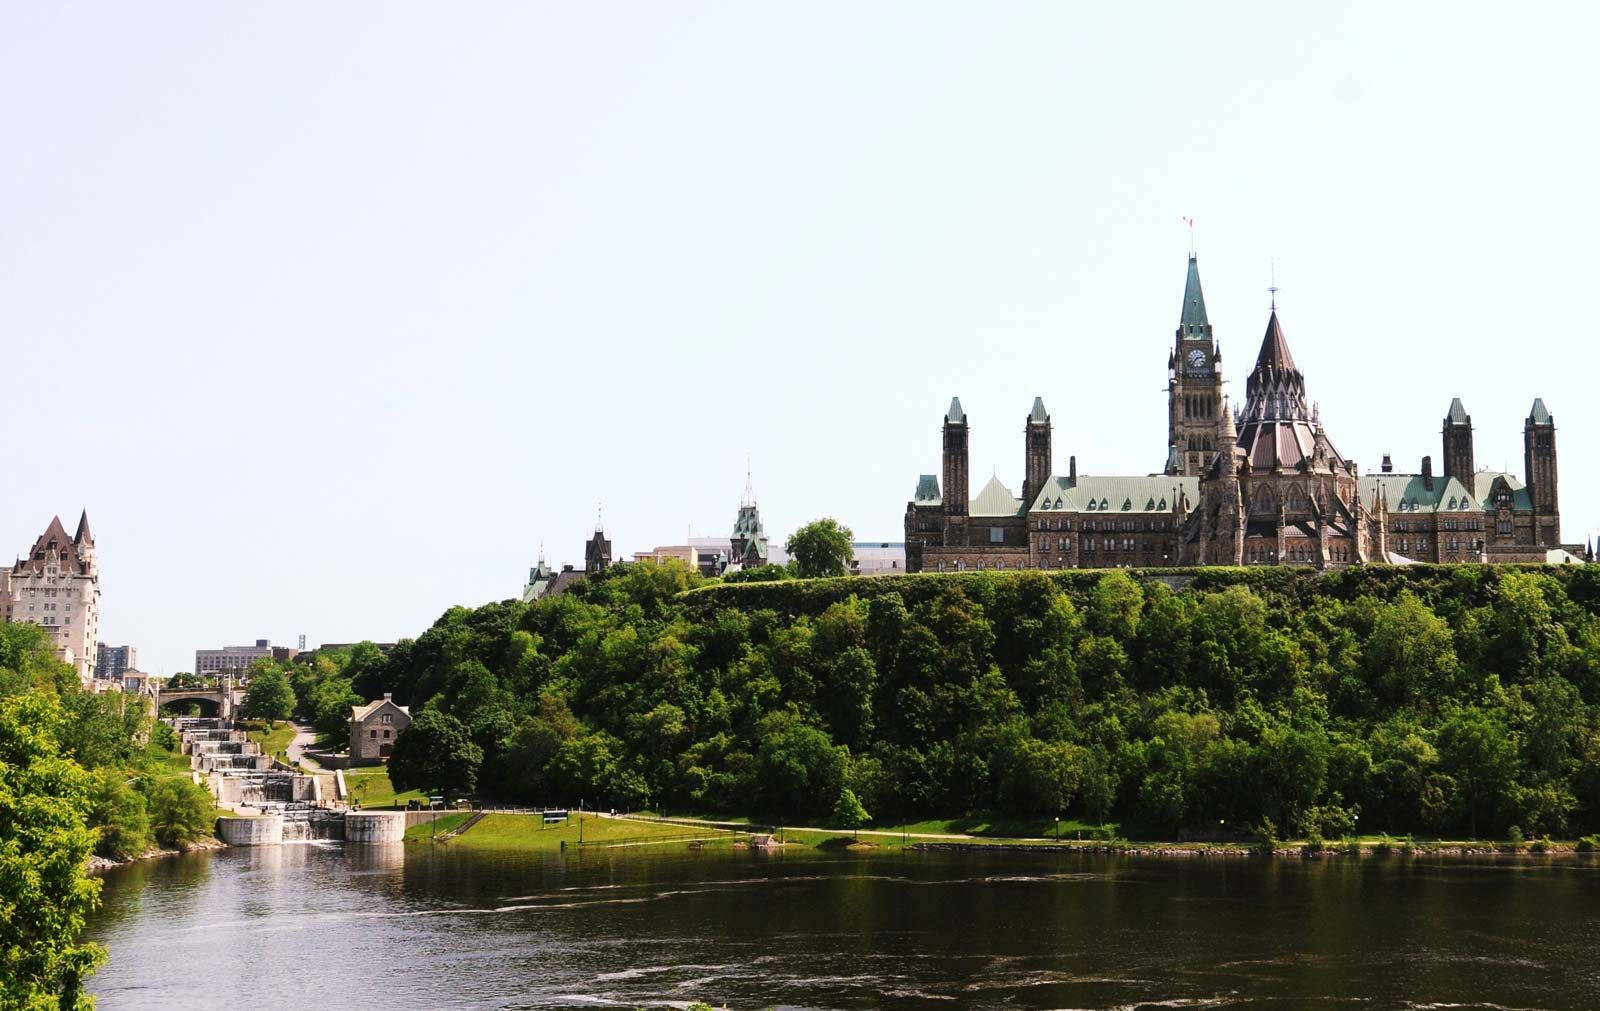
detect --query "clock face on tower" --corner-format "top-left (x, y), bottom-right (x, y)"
top-left (1187, 348), bottom-right (1207, 371)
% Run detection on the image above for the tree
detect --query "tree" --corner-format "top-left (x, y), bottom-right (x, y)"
top-left (388, 709), bottom-right (484, 797)
top-left (143, 777), bottom-right (214, 848)
top-left (87, 768), bottom-right (152, 860)
top-left (785, 518), bottom-right (855, 578)
top-left (0, 691), bottom-right (105, 1009)
top-left (242, 666), bottom-right (296, 728)
top-left (831, 786), bottom-right (870, 840)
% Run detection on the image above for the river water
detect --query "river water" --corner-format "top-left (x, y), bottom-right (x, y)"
top-left (86, 842), bottom-right (1600, 1009)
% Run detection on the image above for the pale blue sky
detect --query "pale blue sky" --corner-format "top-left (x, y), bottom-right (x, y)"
top-left (4, 3), bottom-right (1596, 674)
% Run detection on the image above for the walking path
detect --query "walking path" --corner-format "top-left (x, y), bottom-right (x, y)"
top-left (285, 723), bottom-right (322, 770)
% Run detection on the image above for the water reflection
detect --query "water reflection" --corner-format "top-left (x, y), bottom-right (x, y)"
top-left (86, 846), bottom-right (1600, 1010)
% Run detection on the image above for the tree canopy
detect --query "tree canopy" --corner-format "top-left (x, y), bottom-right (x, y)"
top-left (785, 518), bottom-right (855, 578)
top-left (273, 563), bottom-right (1600, 841)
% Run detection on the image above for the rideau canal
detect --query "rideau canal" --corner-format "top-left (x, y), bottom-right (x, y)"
top-left (86, 843), bottom-right (1600, 1009)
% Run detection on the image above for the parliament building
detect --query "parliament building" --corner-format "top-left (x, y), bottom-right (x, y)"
top-left (904, 255), bottom-right (1572, 572)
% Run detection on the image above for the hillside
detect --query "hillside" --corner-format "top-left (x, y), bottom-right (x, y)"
top-left (330, 563), bottom-right (1600, 841)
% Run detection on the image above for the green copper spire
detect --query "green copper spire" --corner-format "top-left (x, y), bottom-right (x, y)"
top-left (1179, 254), bottom-right (1210, 337)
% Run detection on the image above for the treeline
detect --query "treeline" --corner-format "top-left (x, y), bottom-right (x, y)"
top-left (297, 564), bottom-right (1600, 840)
top-left (0, 623), bottom-right (214, 1007)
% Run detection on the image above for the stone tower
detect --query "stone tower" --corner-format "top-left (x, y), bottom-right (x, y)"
top-left (941, 398), bottom-right (969, 544)
top-left (1167, 254), bottom-right (1225, 476)
top-left (1442, 398), bottom-right (1475, 482)
top-left (1022, 397), bottom-right (1051, 508)
top-left (1524, 398), bottom-right (1559, 545)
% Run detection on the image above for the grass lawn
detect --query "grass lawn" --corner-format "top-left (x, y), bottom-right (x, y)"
top-left (239, 720), bottom-right (295, 763)
top-left (410, 813), bottom-right (736, 851)
top-left (342, 766), bottom-right (426, 809)
top-left (403, 812), bottom-right (472, 841)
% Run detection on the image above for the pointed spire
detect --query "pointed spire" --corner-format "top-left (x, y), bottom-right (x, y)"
top-left (1219, 396), bottom-right (1236, 441)
top-left (73, 509), bottom-right (91, 545)
top-left (1179, 254), bottom-right (1210, 335)
top-left (1528, 398), bottom-right (1553, 425)
top-left (1255, 311), bottom-right (1298, 373)
top-left (742, 455), bottom-right (756, 507)
top-left (1447, 397), bottom-right (1470, 425)
top-left (1029, 396), bottom-right (1048, 423)
top-left (946, 397), bottom-right (966, 424)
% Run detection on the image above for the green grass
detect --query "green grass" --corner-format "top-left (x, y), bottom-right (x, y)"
top-left (239, 720), bottom-right (295, 763)
top-left (342, 766), bottom-right (426, 809)
top-left (409, 813), bottom-right (736, 851)
top-left (403, 812), bottom-right (471, 841)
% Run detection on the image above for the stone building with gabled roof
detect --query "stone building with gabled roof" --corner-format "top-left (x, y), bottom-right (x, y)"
top-left (729, 470), bottom-right (770, 570)
top-left (349, 693), bottom-right (411, 763)
top-left (905, 252), bottom-right (1571, 572)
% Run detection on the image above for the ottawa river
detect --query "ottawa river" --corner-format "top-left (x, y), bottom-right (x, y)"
top-left (86, 843), bottom-right (1600, 1009)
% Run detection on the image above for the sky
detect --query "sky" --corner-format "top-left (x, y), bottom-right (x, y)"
top-left (3, 2), bottom-right (1598, 675)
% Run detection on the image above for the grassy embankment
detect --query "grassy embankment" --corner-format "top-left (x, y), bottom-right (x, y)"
top-left (343, 765), bottom-right (427, 809)
top-left (239, 720), bottom-right (295, 764)
top-left (402, 812), bottom-right (742, 849)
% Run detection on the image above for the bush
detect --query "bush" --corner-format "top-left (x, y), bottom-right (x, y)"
top-left (1342, 836), bottom-right (1362, 856)
top-left (144, 778), bottom-right (214, 848)
top-left (150, 721), bottom-right (179, 753)
top-left (1578, 835), bottom-right (1600, 853)
top-left (1304, 828), bottom-right (1326, 854)
top-left (1507, 825), bottom-right (1525, 847)
top-left (86, 769), bottom-right (151, 860)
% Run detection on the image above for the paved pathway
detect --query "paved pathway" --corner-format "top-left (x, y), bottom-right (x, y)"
top-left (285, 723), bottom-right (322, 770)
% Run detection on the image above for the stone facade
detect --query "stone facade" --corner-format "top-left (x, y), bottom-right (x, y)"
top-left (349, 694), bottom-right (411, 763)
top-left (2, 512), bottom-right (100, 681)
top-left (905, 255), bottom-right (1569, 571)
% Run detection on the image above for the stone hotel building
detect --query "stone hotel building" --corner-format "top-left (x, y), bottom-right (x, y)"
top-left (905, 256), bottom-right (1571, 571)
top-left (1, 512), bottom-right (101, 681)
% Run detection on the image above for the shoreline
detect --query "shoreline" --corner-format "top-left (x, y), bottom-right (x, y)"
top-left (910, 840), bottom-right (1591, 858)
top-left (86, 835), bottom-right (225, 875)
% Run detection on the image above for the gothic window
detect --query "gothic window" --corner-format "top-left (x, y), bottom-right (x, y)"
top-left (1099, 498), bottom-right (1109, 510)
top-left (1041, 538), bottom-right (1050, 551)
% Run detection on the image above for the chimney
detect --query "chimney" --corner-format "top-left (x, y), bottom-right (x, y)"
top-left (1069, 455), bottom-right (1077, 486)
top-left (383, 692), bottom-right (393, 701)
top-left (1381, 453), bottom-right (1393, 474)
top-left (1422, 455), bottom-right (1434, 490)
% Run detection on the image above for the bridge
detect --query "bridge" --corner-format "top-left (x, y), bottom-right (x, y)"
top-left (156, 687), bottom-right (238, 719)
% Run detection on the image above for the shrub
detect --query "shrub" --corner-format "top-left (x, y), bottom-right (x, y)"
top-left (1304, 829), bottom-right (1326, 854)
top-left (1507, 825), bottom-right (1525, 847)
top-left (86, 769), bottom-right (151, 860)
top-left (144, 778), bottom-right (214, 848)
top-left (1578, 835), bottom-right (1600, 853)
top-left (1342, 836), bottom-right (1362, 856)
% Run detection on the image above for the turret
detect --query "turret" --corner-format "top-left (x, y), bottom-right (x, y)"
top-left (1023, 397), bottom-right (1051, 507)
top-left (942, 398), bottom-right (969, 520)
top-left (1442, 398), bottom-right (1474, 481)
top-left (1524, 398), bottom-right (1559, 544)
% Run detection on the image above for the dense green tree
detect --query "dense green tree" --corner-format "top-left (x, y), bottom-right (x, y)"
top-left (0, 691), bottom-right (105, 1009)
top-left (87, 768), bottom-right (152, 860)
top-left (242, 664), bottom-right (296, 728)
top-left (144, 777), bottom-right (215, 849)
top-left (785, 518), bottom-right (855, 578)
top-left (388, 709), bottom-right (484, 797)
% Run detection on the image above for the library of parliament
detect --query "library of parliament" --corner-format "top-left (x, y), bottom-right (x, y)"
top-left (904, 254), bottom-right (1574, 572)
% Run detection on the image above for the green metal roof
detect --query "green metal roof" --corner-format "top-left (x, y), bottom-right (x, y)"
top-left (1472, 471), bottom-right (1534, 511)
top-left (1529, 398), bottom-right (1553, 425)
top-left (1029, 474), bottom-right (1199, 514)
top-left (1360, 474), bottom-right (1477, 513)
top-left (1029, 397), bottom-right (1048, 423)
top-left (1179, 254), bottom-right (1209, 335)
top-left (914, 474), bottom-right (941, 504)
top-left (946, 397), bottom-right (966, 424)
top-left (970, 475), bottom-right (1023, 517)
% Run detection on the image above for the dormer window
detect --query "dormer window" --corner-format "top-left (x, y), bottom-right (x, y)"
top-left (1087, 500), bottom-right (1097, 511)
top-left (1054, 497), bottom-right (1062, 509)
top-left (1099, 498), bottom-right (1109, 510)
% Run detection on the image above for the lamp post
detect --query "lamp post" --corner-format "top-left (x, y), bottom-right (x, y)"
top-left (1055, 816), bottom-right (1060, 843)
